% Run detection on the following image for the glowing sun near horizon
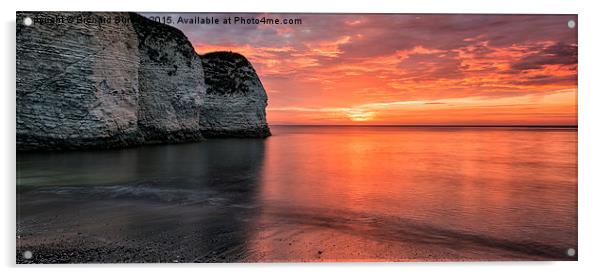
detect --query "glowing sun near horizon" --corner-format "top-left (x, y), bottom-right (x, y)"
top-left (346, 109), bottom-right (375, 122)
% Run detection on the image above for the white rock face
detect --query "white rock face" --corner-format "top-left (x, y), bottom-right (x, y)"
top-left (199, 52), bottom-right (271, 137)
top-left (130, 13), bottom-right (207, 143)
top-left (17, 12), bottom-right (145, 150)
top-left (16, 12), bottom-right (269, 150)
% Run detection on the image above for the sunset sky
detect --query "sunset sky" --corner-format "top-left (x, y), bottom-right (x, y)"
top-left (148, 13), bottom-right (577, 125)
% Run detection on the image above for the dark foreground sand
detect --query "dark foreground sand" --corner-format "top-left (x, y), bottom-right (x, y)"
top-left (16, 185), bottom-right (575, 263)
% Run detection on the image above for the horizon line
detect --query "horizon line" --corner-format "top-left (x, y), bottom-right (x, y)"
top-left (270, 124), bottom-right (578, 128)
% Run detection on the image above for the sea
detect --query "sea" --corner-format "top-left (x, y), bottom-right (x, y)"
top-left (16, 126), bottom-right (578, 262)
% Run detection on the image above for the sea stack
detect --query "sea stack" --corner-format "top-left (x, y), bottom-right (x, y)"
top-left (16, 12), bottom-right (270, 151)
top-left (199, 52), bottom-right (271, 137)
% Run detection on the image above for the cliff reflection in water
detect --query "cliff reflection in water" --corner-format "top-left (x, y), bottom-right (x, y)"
top-left (17, 126), bottom-right (577, 262)
top-left (17, 139), bottom-right (266, 262)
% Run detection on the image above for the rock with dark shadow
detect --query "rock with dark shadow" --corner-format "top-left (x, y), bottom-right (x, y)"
top-left (130, 13), bottom-right (207, 144)
top-left (16, 12), bottom-right (269, 151)
top-left (199, 52), bottom-right (271, 138)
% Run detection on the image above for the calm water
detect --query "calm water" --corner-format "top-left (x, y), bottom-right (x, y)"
top-left (16, 126), bottom-right (577, 262)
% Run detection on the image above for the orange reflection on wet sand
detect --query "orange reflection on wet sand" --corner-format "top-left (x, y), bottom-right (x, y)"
top-left (247, 126), bottom-right (577, 261)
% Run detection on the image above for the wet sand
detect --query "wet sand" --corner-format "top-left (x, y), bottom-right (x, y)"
top-left (17, 186), bottom-right (574, 263)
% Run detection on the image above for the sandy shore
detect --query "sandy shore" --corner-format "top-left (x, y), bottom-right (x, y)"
top-left (16, 185), bottom-right (575, 263)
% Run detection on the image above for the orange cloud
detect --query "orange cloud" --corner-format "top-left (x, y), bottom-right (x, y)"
top-left (181, 14), bottom-right (577, 125)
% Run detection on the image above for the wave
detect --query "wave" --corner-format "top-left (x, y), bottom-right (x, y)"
top-left (260, 203), bottom-right (574, 260)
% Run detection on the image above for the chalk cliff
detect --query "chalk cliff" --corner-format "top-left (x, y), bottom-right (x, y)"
top-left (199, 52), bottom-right (270, 137)
top-left (16, 12), bottom-right (270, 151)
